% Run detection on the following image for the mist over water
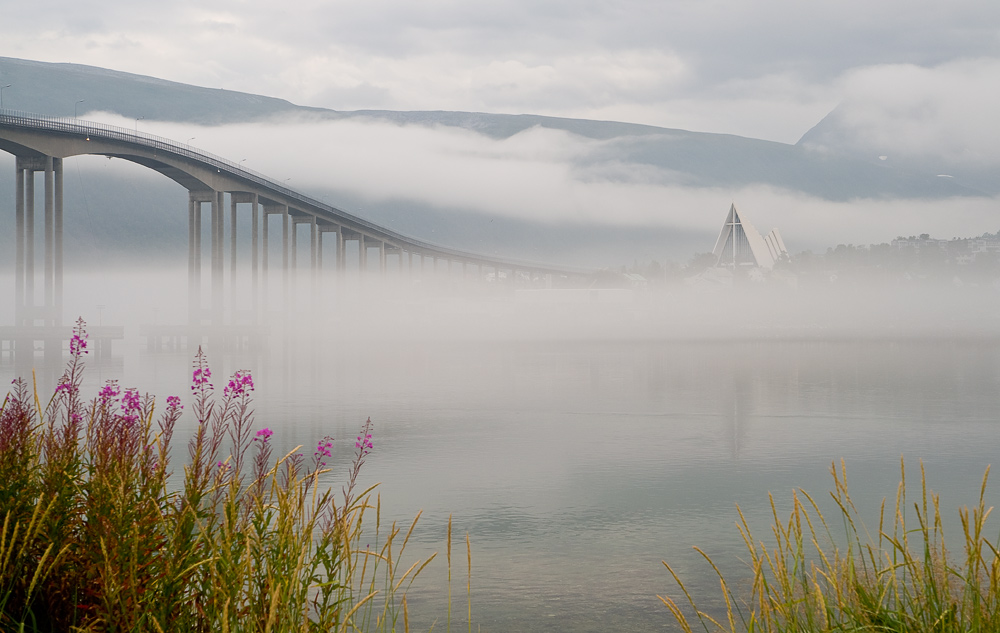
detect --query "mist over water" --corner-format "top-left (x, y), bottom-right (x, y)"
top-left (3, 263), bottom-right (1000, 631)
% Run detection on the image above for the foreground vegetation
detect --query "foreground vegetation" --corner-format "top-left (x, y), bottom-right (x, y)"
top-left (662, 459), bottom-right (1000, 632)
top-left (0, 319), bottom-right (465, 632)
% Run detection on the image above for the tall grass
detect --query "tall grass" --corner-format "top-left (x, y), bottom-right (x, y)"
top-left (0, 318), bottom-right (467, 632)
top-left (661, 459), bottom-right (1000, 633)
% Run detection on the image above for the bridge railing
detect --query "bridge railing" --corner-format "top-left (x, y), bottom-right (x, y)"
top-left (0, 109), bottom-right (591, 275)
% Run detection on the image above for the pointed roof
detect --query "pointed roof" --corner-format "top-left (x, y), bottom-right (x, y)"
top-left (711, 204), bottom-right (784, 269)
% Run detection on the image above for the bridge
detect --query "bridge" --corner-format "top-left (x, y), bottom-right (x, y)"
top-left (0, 109), bottom-right (591, 342)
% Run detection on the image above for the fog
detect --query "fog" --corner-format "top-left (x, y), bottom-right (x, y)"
top-left (57, 112), bottom-right (1000, 258)
top-left (4, 126), bottom-right (1000, 633)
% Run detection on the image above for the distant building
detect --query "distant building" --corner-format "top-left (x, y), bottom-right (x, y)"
top-left (711, 204), bottom-right (787, 269)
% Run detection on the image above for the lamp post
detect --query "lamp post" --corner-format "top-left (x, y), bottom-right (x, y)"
top-left (75, 99), bottom-right (85, 118)
top-left (135, 116), bottom-right (144, 132)
top-left (0, 84), bottom-right (10, 109)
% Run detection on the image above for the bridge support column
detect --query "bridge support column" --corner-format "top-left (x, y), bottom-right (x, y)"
top-left (188, 190), bottom-right (215, 326)
top-left (291, 215), bottom-right (298, 271)
top-left (25, 166), bottom-right (34, 320)
top-left (229, 192), bottom-right (261, 325)
top-left (14, 165), bottom-right (24, 327)
top-left (43, 157), bottom-right (53, 327)
top-left (54, 158), bottom-right (63, 325)
top-left (211, 191), bottom-right (224, 326)
top-left (251, 194), bottom-right (259, 323)
top-left (379, 241), bottom-right (386, 275)
top-left (230, 194), bottom-right (237, 320)
top-left (316, 226), bottom-right (324, 270)
top-left (336, 226), bottom-right (345, 275)
top-left (188, 195), bottom-right (199, 324)
top-left (282, 206), bottom-right (289, 306)
top-left (307, 217), bottom-right (318, 301)
top-left (260, 202), bottom-right (289, 317)
top-left (261, 204), bottom-right (269, 316)
top-left (13, 156), bottom-right (63, 330)
top-left (359, 234), bottom-right (367, 273)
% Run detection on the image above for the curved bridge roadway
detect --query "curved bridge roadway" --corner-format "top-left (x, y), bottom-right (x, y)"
top-left (0, 110), bottom-right (590, 327)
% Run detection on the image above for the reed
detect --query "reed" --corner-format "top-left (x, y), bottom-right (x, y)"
top-left (0, 318), bottom-right (453, 633)
top-left (661, 458), bottom-right (1000, 633)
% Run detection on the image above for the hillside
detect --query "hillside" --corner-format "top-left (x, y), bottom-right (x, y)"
top-left (0, 56), bottom-right (991, 269)
top-left (0, 56), bottom-right (981, 201)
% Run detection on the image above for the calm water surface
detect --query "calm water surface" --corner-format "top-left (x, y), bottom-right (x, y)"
top-left (5, 322), bottom-right (1000, 631)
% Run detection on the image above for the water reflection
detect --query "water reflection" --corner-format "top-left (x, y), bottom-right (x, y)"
top-left (3, 313), bottom-right (1000, 632)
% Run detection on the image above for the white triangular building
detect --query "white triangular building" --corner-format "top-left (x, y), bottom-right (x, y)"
top-left (711, 204), bottom-right (787, 269)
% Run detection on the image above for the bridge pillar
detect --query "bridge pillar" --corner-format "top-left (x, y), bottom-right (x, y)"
top-left (187, 193), bottom-right (201, 325)
top-left (230, 194), bottom-right (237, 318)
top-left (229, 192), bottom-right (260, 324)
top-left (337, 226), bottom-right (345, 274)
top-left (14, 164), bottom-right (24, 326)
top-left (317, 223), bottom-right (339, 277)
top-left (43, 157), bottom-right (53, 323)
top-left (25, 166), bottom-right (34, 318)
top-left (188, 190), bottom-right (216, 326)
top-left (282, 206), bottom-right (289, 306)
top-left (211, 191), bottom-right (224, 326)
top-left (261, 204), bottom-right (269, 315)
top-left (251, 194), bottom-right (259, 322)
top-left (359, 234), bottom-right (367, 273)
top-left (316, 226), bottom-right (325, 270)
top-left (54, 158), bottom-right (63, 326)
top-left (379, 241), bottom-right (386, 275)
top-left (13, 155), bottom-right (63, 329)
top-left (309, 218), bottom-right (318, 274)
top-left (290, 214), bottom-right (298, 271)
top-left (260, 202), bottom-right (289, 317)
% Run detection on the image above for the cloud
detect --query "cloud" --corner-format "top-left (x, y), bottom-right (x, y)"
top-left (76, 113), bottom-right (1000, 253)
top-left (833, 58), bottom-right (1000, 165)
top-left (5, 0), bottom-right (1000, 144)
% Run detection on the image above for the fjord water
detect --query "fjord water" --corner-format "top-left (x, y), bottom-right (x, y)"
top-left (3, 271), bottom-right (1000, 632)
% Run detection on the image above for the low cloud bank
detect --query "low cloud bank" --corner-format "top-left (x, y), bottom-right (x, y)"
top-left (71, 114), bottom-right (993, 255)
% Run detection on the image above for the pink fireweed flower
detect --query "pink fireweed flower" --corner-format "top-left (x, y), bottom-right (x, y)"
top-left (69, 317), bottom-right (88, 357)
top-left (254, 427), bottom-right (273, 442)
top-left (355, 432), bottom-right (373, 455)
top-left (315, 439), bottom-right (333, 458)
top-left (191, 366), bottom-right (212, 391)
top-left (99, 381), bottom-right (120, 402)
top-left (121, 388), bottom-right (142, 426)
top-left (314, 437), bottom-right (334, 466)
top-left (166, 395), bottom-right (183, 410)
top-left (69, 334), bottom-right (87, 356)
top-left (223, 370), bottom-right (254, 398)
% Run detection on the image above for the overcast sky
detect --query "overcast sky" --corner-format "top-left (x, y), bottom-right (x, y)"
top-left (6, 0), bottom-right (1000, 144)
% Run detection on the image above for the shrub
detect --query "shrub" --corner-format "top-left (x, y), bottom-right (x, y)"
top-left (0, 318), bottom-right (442, 633)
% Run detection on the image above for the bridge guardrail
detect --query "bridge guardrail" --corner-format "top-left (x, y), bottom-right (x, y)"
top-left (0, 109), bottom-right (592, 275)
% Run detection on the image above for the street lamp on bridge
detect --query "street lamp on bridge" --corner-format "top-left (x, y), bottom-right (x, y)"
top-left (0, 85), bottom-right (10, 109)
top-left (75, 100), bottom-right (86, 118)
top-left (135, 116), bottom-right (144, 132)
